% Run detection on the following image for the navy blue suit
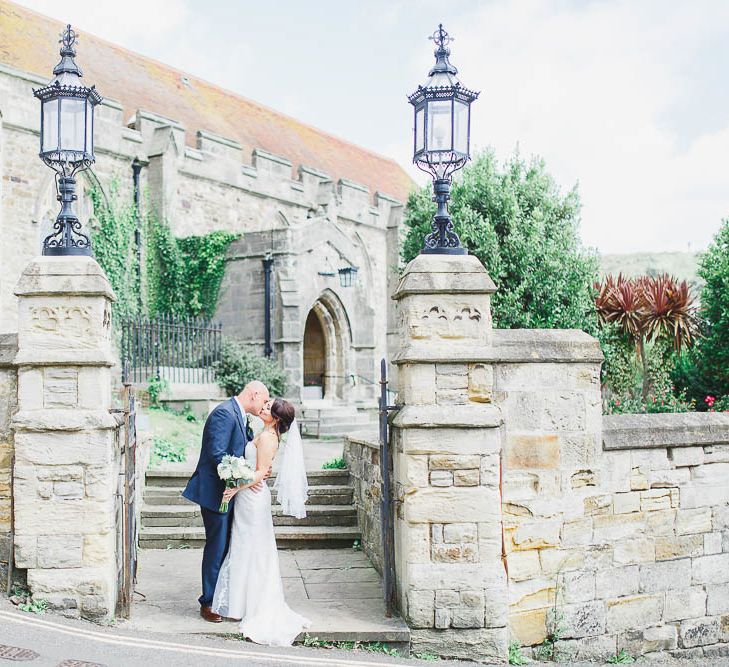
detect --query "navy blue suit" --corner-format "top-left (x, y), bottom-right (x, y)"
top-left (182, 398), bottom-right (253, 607)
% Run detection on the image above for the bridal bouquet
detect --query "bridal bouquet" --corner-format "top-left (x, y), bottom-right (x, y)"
top-left (217, 454), bottom-right (255, 512)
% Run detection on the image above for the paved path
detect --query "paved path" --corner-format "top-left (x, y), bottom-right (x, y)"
top-left (127, 547), bottom-right (409, 643)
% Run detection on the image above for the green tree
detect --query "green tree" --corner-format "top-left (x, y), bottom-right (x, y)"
top-left (674, 219), bottom-right (729, 404)
top-left (402, 149), bottom-right (599, 330)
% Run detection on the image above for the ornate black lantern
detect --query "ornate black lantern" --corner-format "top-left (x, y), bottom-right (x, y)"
top-left (408, 24), bottom-right (479, 255)
top-left (33, 25), bottom-right (102, 256)
top-left (338, 266), bottom-right (358, 288)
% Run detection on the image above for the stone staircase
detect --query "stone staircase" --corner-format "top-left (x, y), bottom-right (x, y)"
top-left (299, 403), bottom-right (377, 437)
top-left (140, 468), bottom-right (362, 549)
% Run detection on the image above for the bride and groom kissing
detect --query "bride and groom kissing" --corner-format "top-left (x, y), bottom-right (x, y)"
top-left (182, 381), bottom-right (310, 646)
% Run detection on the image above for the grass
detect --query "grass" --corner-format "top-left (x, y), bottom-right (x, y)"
top-left (300, 635), bottom-right (400, 656)
top-left (147, 407), bottom-right (204, 468)
top-left (509, 641), bottom-right (529, 665)
top-left (607, 650), bottom-right (636, 664)
top-left (322, 457), bottom-right (347, 469)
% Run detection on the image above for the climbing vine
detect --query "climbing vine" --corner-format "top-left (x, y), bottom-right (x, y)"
top-left (89, 180), bottom-right (238, 320)
top-left (89, 180), bottom-right (141, 321)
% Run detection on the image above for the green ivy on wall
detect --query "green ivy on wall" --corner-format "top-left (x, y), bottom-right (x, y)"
top-left (89, 180), bottom-right (141, 320)
top-left (89, 181), bottom-right (238, 320)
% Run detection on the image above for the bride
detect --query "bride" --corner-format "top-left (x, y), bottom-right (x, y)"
top-left (212, 398), bottom-right (310, 646)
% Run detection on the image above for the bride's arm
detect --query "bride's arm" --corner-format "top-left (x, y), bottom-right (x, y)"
top-left (222, 434), bottom-right (278, 500)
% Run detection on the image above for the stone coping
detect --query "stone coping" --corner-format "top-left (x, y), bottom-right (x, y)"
top-left (12, 409), bottom-right (119, 432)
top-left (394, 329), bottom-right (603, 364)
top-left (603, 412), bottom-right (729, 450)
top-left (345, 432), bottom-right (381, 450)
top-left (14, 256), bottom-right (115, 300)
top-left (392, 405), bottom-right (502, 429)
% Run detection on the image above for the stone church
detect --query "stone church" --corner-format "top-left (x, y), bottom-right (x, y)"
top-left (0, 0), bottom-right (412, 406)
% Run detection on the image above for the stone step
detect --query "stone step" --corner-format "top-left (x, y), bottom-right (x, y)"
top-left (145, 468), bottom-right (351, 488)
top-left (141, 504), bottom-right (358, 528)
top-left (143, 484), bottom-right (354, 507)
top-left (139, 525), bottom-right (362, 550)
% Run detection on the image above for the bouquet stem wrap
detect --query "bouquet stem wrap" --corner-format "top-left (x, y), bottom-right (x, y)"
top-left (217, 454), bottom-right (255, 513)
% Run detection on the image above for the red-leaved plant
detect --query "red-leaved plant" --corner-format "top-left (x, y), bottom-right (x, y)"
top-left (595, 274), bottom-right (698, 401)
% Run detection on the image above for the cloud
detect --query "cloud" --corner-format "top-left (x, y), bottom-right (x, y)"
top-left (443, 0), bottom-right (729, 252)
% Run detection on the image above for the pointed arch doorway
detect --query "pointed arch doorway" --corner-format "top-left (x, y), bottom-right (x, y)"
top-left (302, 291), bottom-right (352, 402)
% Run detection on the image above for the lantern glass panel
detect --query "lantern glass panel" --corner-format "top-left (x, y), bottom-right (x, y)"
top-left (60, 97), bottom-right (86, 153)
top-left (85, 101), bottom-right (93, 155)
top-left (427, 100), bottom-right (452, 152)
top-left (415, 107), bottom-right (424, 152)
top-left (454, 100), bottom-right (469, 155)
top-left (42, 99), bottom-right (59, 153)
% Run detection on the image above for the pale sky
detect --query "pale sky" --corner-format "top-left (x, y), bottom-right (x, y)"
top-left (16, 0), bottom-right (729, 254)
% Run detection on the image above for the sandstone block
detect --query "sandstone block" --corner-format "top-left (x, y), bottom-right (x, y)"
top-left (432, 543), bottom-right (478, 563)
top-left (509, 607), bottom-right (547, 645)
top-left (436, 389), bottom-right (468, 405)
top-left (451, 608), bottom-right (484, 629)
top-left (656, 534), bottom-right (703, 561)
top-left (619, 625), bottom-right (677, 654)
top-left (593, 512), bottom-right (644, 541)
top-left (649, 467), bottom-right (690, 488)
top-left (467, 363), bottom-right (493, 403)
top-left (561, 600), bottom-right (606, 639)
top-left (613, 538), bottom-right (655, 565)
top-left (479, 452), bottom-right (499, 488)
top-left (692, 554), bottom-right (729, 585)
top-left (429, 471), bottom-right (453, 487)
top-left (401, 428), bottom-right (501, 456)
top-left (36, 466), bottom-right (83, 482)
top-left (453, 469), bottom-right (479, 486)
top-left (561, 517), bottom-right (593, 547)
top-left (37, 534), bottom-right (83, 568)
top-left (557, 635), bottom-right (618, 662)
top-left (679, 616), bottom-right (720, 648)
top-left (435, 590), bottom-right (460, 608)
top-left (664, 586), bottom-right (707, 621)
top-left (705, 444), bottom-right (729, 464)
top-left (429, 455), bottom-right (481, 470)
top-left (435, 608), bottom-right (450, 629)
top-left (407, 589), bottom-right (435, 628)
top-left (562, 570), bottom-right (596, 603)
top-left (460, 590), bottom-right (484, 608)
top-left (669, 446), bottom-right (704, 467)
top-left (401, 454), bottom-right (429, 487)
top-left (639, 559), bottom-right (691, 593)
top-left (584, 494), bottom-right (612, 515)
top-left (431, 524), bottom-right (443, 543)
top-left (645, 509), bottom-right (676, 535)
top-left (540, 548), bottom-right (585, 575)
top-left (53, 481), bottom-right (84, 499)
top-left (606, 594), bottom-right (663, 632)
top-left (676, 507), bottom-right (713, 535)
top-left (403, 523), bottom-right (431, 564)
top-left (630, 467), bottom-right (649, 491)
top-left (506, 433), bottom-right (559, 470)
top-left (409, 627), bottom-right (507, 663)
top-left (595, 566), bottom-right (639, 599)
top-left (640, 488), bottom-right (677, 512)
top-left (613, 492), bottom-right (641, 514)
top-left (707, 583), bottom-right (729, 616)
top-left (436, 373), bottom-right (468, 390)
top-left (570, 469), bottom-right (598, 489)
top-left (705, 532), bottom-right (723, 555)
top-left (443, 523), bottom-right (476, 544)
top-left (512, 520), bottom-right (561, 551)
top-left (404, 486), bottom-right (498, 523)
top-left (507, 550), bottom-right (541, 582)
top-left (398, 365), bottom-right (436, 405)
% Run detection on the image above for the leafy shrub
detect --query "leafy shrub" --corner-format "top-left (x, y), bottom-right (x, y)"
top-left (674, 219), bottom-right (729, 405)
top-left (151, 435), bottom-right (186, 465)
top-left (213, 339), bottom-right (287, 398)
top-left (322, 457), bottom-right (347, 470)
top-left (147, 376), bottom-right (170, 408)
top-left (402, 149), bottom-right (599, 331)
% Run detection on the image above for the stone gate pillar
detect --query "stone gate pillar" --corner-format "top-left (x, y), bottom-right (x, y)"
top-left (391, 254), bottom-right (508, 662)
top-left (12, 256), bottom-right (118, 619)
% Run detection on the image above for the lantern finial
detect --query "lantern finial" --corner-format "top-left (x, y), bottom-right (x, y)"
top-left (53, 23), bottom-right (83, 78)
top-left (428, 24), bottom-right (457, 76)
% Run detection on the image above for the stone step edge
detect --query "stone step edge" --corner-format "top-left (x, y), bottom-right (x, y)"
top-left (143, 484), bottom-right (354, 494)
top-left (147, 468), bottom-right (351, 479)
top-left (140, 526), bottom-right (361, 538)
top-left (141, 503), bottom-right (358, 516)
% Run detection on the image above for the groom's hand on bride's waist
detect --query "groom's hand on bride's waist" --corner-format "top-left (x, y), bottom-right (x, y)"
top-left (250, 466), bottom-right (273, 494)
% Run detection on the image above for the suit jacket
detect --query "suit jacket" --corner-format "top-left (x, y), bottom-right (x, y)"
top-left (182, 398), bottom-right (253, 512)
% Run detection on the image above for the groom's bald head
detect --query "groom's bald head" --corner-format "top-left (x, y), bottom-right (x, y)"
top-left (239, 381), bottom-right (269, 416)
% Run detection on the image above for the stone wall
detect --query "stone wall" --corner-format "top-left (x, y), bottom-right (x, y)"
top-left (344, 434), bottom-right (383, 573)
top-left (498, 347), bottom-right (729, 661)
top-left (0, 333), bottom-right (17, 583)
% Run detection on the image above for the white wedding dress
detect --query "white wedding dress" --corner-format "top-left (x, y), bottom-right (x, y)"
top-left (212, 439), bottom-right (309, 645)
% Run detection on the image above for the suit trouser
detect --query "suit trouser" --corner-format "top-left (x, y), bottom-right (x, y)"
top-left (199, 504), bottom-right (234, 607)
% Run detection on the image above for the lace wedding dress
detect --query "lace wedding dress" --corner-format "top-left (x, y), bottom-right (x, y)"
top-left (212, 440), bottom-right (310, 645)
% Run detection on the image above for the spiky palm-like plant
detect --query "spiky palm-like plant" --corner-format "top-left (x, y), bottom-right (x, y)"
top-left (595, 274), bottom-right (698, 401)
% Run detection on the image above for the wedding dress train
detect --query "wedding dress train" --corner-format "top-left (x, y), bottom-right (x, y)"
top-left (212, 441), bottom-right (309, 645)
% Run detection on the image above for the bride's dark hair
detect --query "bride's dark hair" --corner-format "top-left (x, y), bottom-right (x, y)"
top-left (270, 398), bottom-right (295, 435)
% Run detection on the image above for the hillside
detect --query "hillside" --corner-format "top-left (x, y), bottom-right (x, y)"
top-left (599, 252), bottom-right (702, 291)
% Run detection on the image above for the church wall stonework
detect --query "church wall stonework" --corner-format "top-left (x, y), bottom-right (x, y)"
top-left (0, 333), bottom-right (18, 583)
top-left (0, 65), bottom-right (404, 404)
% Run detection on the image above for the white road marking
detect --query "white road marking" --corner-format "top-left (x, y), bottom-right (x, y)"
top-left (0, 610), bottom-right (403, 666)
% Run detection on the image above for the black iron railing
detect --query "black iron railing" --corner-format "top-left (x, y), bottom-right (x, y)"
top-left (121, 314), bottom-right (223, 384)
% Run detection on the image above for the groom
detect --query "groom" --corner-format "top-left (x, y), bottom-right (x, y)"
top-left (182, 380), bottom-right (270, 622)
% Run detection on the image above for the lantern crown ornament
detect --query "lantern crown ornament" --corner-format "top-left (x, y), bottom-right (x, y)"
top-left (408, 24), bottom-right (479, 255)
top-left (33, 24), bottom-right (103, 256)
